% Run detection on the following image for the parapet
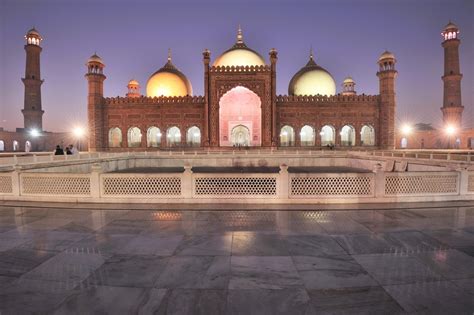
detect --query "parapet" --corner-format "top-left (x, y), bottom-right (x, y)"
top-left (104, 95), bottom-right (205, 105)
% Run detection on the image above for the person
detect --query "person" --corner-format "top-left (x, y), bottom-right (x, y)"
top-left (54, 145), bottom-right (64, 155)
top-left (65, 146), bottom-right (72, 155)
top-left (69, 144), bottom-right (79, 155)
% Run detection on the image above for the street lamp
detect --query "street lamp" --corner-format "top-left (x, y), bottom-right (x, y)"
top-left (445, 125), bottom-right (457, 149)
top-left (29, 128), bottom-right (40, 138)
top-left (401, 124), bottom-right (412, 135)
top-left (73, 127), bottom-right (85, 152)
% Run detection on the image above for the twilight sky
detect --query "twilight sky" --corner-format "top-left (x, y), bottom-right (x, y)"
top-left (0, 0), bottom-right (472, 132)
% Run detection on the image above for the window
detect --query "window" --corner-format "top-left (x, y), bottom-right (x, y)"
top-left (320, 125), bottom-right (335, 146)
top-left (300, 125), bottom-right (315, 146)
top-left (127, 127), bottom-right (142, 147)
top-left (109, 128), bottom-right (122, 148)
top-left (147, 127), bottom-right (161, 147)
top-left (280, 125), bottom-right (295, 146)
top-left (360, 125), bottom-right (375, 146)
top-left (167, 126), bottom-right (181, 147)
top-left (186, 126), bottom-right (201, 147)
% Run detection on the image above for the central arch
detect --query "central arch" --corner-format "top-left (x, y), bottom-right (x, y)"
top-left (219, 86), bottom-right (261, 147)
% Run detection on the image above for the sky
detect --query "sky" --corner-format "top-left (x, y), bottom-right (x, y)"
top-left (0, 0), bottom-right (473, 132)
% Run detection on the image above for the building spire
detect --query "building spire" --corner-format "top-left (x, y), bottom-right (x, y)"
top-left (237, 24), bottom-right (243, 44)
top-left (167, 48), bottom-right (172, 62)
top-left (309, 45), bottom-right (314, 61)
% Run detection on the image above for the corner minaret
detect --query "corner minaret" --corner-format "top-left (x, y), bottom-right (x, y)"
top-left (22, 28), bottom-right (44, 131)
top-left (377, 51), bottom-right (397, 149)
top-left (441, 21), bottom-right (463, 128)
top-left (85, 53), bottom-right (106, 152)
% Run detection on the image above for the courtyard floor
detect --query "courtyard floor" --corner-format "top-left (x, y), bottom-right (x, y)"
top-left (0, 202), bottom-right (473, 314)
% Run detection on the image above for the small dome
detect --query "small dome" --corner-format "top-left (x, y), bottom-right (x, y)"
top-left (378, 50), bottom-right (395, 62)
top-left (288, 52), bottom-right (336, 96)
top-left (26, 28), bottom-right (41, 37)
top-left (343, 76), bottom-right (354, 84)
top-left (146, 51), bottom-right (192, 97)
top-left (443, 21), bottom-right (458, 31)
top-left (87, 53), bottom-right (104, 65)
top-left (128, 79), bottom-right (139, 86)
top-left (213, 26), bottom-right (265, 67)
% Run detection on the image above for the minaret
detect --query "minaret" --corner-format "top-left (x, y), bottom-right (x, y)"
top-left (342, 76), bottom-right (356, 96)
top-left (126, 79), bottom-right (140, 98)
top-left (377, 51), bottom-right (397, 149)
top-left (22, 28), bottom-right (44, 131)
top-left (441, 21), bottom-right (463, 128)
top-left (85, 53), bottom-right (106, 152)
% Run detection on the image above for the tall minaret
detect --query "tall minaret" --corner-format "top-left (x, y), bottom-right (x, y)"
top-left (441, 22), bottom-right (463, 128)
top-left (22, 28), bottom-right (45, 131)
top-left (85, 53), bottom-right (106, 152)
top-left (377, 51), bottom-right (397, 149)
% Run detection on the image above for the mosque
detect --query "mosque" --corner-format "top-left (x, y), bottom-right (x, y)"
top-left (0, 23), bottom-right (471, 152)
top-left (85, 26), bottom-right (397, 151)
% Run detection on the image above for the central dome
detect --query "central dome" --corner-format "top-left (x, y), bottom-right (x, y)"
top-left (213, 27), bottom-right (265, 67)
top-left (288, 51), bottom-right (336, 96)
top-left (146, 51), bottom-right (192, 97)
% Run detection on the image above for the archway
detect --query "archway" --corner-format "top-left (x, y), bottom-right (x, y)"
top-left (231, 125), bottom-right (250, 147)
top-left (147, 127), bottom-right (161, 148)
top-left (25, 141), bottom-right (31, 153)
top-left (219, 86), bottom-right (261, 147)
top-left (127, 127), bottom-right (142, 147)
top-left (280, 125), bottom-right (295, 146)
top-left (0, 140), bottom-right (4, 151)
top-left (109, 127), bottom-right (122, 148)
top-left (167, 126), bottom-right (181, 147)
top-left (320, 125), bottom-right (335, 146)
top-left (340, 125), bottom-right (355, 146)
top-left (300, 125), bottom-right (315, 146)
top-left (401, 137), bottom-right (408, 148)
top-left (13, 141), bottom-right (19, 151)
top-left (186, 126), bottom-right (201, 147)
top-left (360, 125), bottom-right (375, 146)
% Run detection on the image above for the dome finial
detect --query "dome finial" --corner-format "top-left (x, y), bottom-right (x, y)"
top-left (167, 48), bottom-right (172, 62)
top-left (309, 45), bottom-right (314, 61)
top-left (237, 24), bottom-right (243, 44)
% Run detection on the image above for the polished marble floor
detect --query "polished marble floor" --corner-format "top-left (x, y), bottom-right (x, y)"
top-left (0, 202), bottom-right (473, 314)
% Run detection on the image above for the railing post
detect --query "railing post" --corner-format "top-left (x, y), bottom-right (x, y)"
top-left (11, 165), bottom-right (21, 196)
top-left (458, 168), bottom-right (468, 196)
top-left (278, 164), bottom-right (289, 199)
top-left (183, 165), bottom-right (193, 199)
top-left (90, 163), bottom-right (102, 198)
top-left (373, 163), bottom-right (385, 198)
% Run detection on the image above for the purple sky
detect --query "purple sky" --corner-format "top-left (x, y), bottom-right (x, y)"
top-left (1, 0), bottom-right (473, 132)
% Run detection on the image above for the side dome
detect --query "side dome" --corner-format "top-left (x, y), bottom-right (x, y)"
top-left (146, 50), bottom-right (192, 97)
top-left (213, 26), bottom-right (265, 67)
top-left (288, 51), bottom-right (336, 96)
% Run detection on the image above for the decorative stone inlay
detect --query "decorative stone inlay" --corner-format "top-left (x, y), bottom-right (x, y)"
top-left (0, 175), bottom-right (13, 194)
top-left (385, 174), bottom-right (458, 195)
top-left (194, 177), bottom-right (277, 196)
top-left (290, 176), bottom-right (373, 196)
top-left (102, 176), bottom-right (181, 196)
top-left (22, 176), bottom-right (91, 195)
top-left (468, 175), bottom-right (474, 192)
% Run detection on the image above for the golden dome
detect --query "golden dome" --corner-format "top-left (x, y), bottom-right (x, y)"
top-left (288, 51), bottom-right (336, 96)
top-left (213, 26), bottom-right (265, 67)
top-left (146, 51), bottom-right (192, 97)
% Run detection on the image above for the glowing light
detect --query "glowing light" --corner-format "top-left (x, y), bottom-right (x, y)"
top-left (73, 127), bottom-right (85, 138)
top-left (29, 129), bottom-right (40, 137)
top-left (401, 124), bottom-right (412, 135)
top-left (445, 125), bottom-right (456, 135)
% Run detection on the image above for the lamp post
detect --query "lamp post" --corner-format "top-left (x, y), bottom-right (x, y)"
top-left (73, 127), bottom-right (85, 152)
top-left (445, 125), bottom-right (456, 149)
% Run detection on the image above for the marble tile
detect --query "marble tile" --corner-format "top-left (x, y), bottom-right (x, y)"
top-left (53, 285), bottom-right (166, 315)
top-left (22, 249), bottom-right (105, 284)
top-left (155, 289), bottom-right (227, 315)
top-left (229, 256), bottom-right (302, 289)
top-left (227, 289), bottom-right (312, 315)
top-left (423, 228), bottom-right (474, 248)
top-left (117, 235), bottom-right (183, 256)
top-left (155, 256), bottom-right (230, 289)
top-left (0, 278), bottom-right (78, 314)
top-left (277, 220), bottom-right (327, 235)
top-left (17, 231), bottom-right (90, 252)
top-left (451, 278), bottom-right (474, 295)
top-left (68, 233), bottom-right (136, 256)
top-left (354, 253), bottom-right (443, 285)
top-left (19, 218), bottom-right (73, 231)
top-left (332, 233), bottom-right (397, 255)
top-left (285, 235), bottom-right (346, 256)
top-left (293, 255), bottom-right (378, 289)
top-left (232, 232), bottom-right (289, 256)
top-left (86, 254), bottom-right (168, 288)
top-left (0, 248), bottom-right (55, 277)
top-left (98, 219), bottom-right (151, 234)
top-left (308, 286), bottom-right (404, 315)
top-left (384, 280), bottom-right (474, 313)
top-left (414, 249), bottom-right (474, 279)
top-left (382, 230), bottom-right (447, 252)
top-left (53, 222), bottom-right (98, 233)
top-left (0, 236), bottom-right (30, 252)
top-left (0, 275), bottom-right (18, 289)
top-left (174, 234), bottom-right (232, 256)
top-left (317, 218), bottom-right (372, 234)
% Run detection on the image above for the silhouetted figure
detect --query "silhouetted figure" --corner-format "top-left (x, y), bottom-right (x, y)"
top-left (54, 145), bottom-right (64, 155)
top-left (65, 146), bottom-right (72, 155)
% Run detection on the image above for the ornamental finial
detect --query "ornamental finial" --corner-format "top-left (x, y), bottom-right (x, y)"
top-left (237, 24), bottom-right (243, 44)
